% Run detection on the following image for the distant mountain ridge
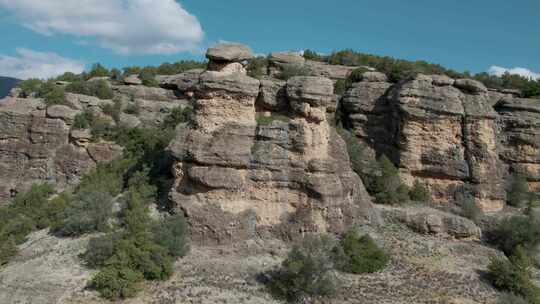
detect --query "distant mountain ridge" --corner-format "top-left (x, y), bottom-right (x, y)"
top-left (0, 76), bottom-right (21, 98)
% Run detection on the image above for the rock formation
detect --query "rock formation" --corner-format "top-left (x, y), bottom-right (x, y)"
top-left (0, 97), bottom-right (119, 202)
top-left (0, 77), bottom-right (190, 203)
top-left (341, 73), bottom-right (540, 212)
top-left (167, 44), bottom-right (375, 245)
top-left (1, 42), bottom-right (538, 229)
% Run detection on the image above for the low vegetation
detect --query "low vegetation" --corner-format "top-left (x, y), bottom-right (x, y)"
top-left (267, 230), bottom-right (389, 302)
top-left (461, 197), bottom-right (482, 224)
top-left (408, 180), bottom-right (431, 203)
top-left (368, 155), bottom-right (411, 205)
top-left (334, 230), bottom-right (389, 274)
top-left (303, 49), bottom-right (540, 96)
top-left (337, 127), bottom-right (419, 205)
top-left (488, 246), bottom-right (540, 304)
top-left (489, 214), bottom-right (540, 256)
top-left (267, 235), bottom-right (339, 302)
top-left (65, 79), bottom-right (114, 99)
top-left (276, 64), bottom-right (311, 80)
top-left (17, 79), bottom-right (67, 106)
top-left (0, 184), bottom-right (65, 265)
top-left (247, 57), bottom-right (269, 79)
top-left (334, 67), bottom-right (371, 95)
top-left (508, 172), bottom-right (534, 208)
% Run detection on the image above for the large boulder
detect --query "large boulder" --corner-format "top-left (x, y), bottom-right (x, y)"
top-left (157, 69), bottom-right (204, 92)
top-left (206, 43), bottom-right (254, 62)
top-left (381, 206), bottom-right (481, 239)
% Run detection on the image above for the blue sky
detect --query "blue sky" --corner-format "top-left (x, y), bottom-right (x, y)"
top-left (0, 0), bottom-right (539, 79)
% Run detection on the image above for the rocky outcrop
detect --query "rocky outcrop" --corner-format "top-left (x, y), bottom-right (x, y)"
top-left (495, 98), bottom-right (540, 193)
top-left (168, 47), bottom-right (375, 244)
top-left (341, 72), bottom-right (538, 212)
top-left (267, 51), bottom-right (358, 81)
top-left (380, 205), bottom-right (481, 239)
top-left (0, 97), bottom-right (121, 203)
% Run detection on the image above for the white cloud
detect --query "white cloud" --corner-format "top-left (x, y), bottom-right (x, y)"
top-left (0, 48), bottom-right (85, 79)
top-left (0, 0), bottom-right (204, 55)
top-left (488, 65), bottom-right (540, 80)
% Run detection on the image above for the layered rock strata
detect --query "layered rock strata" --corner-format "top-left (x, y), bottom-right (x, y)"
top-left (168, 45), bottom-right (375, 244)
top-left (341, 73), bottom-right (539, 212)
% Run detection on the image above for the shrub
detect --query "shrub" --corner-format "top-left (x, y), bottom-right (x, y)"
top-left (88, 176), bottom-right (176, 299)
top-left (123, 102), bottom-right (140, 115)
top-left (508, 173), bottom-right (531, 208)
top-left (0, 236), bottom-right (18, 265)
top-left (302, 49), bottom-right (325, 62)
top-left (498, 293), bottom-right (530, 304)
top-left (10, 184), bottom-right (55, 229)
top-left (488, 247), bottom-right (540, 304)
top-left (0, 214), bottom-right (35, 244)
top-left (369, 155), bottom-right (410, 205)
top-left (348, 67), bottom-right (371, 82)
top-left (268, 235), bottom-right (339, 302)
top-left (277, 64), bottom-right (311, 80)
top-left (409, 180), bottom-right (431, 203)
top-left (335, 230), bottom-right (389, 274)
top-left (461, 197), bottom-right (482, 224)
top-left (101, 99), bottom-right (122, 123)
top-left (87, 63), bottom-right (110, 79)
top-left (161, 106), bottom-right (193, 129)
top-left (45, 193), bottom-right (73, 229)
top-left (156, 60), bottom-right (206, 75)
top-left (38, 81), bottom-right (66, 106)
top-left (247, 57), bottom-right (269, 79)
top-left (82, 233), bottom-right (119, 268)
top-left (151, 215), bottom-right (190, 258)
top-left (66, 80), bottom-right (114, 100)
top-left (17, 78), bottom-right (43, 96)
top-left (139, 70), bottom-right (158, 87)
top-left (77, 159), bottom-right (132, 196)
top-left (490, 215), bottom-right (540, 256)
top-left (110, 68), bottom-right (123, 82)
top-left (72, 110), bottom-right (94, 129)
top-left (0, 184), bottom-right (64, 265)
top-left (55, 191), bottom-right (114, 236)
top-left (334, 79), bottom-right (349, 95)
top-left (336, 127), bottom-right (365, 177)
top-left (56, 72), bottom-right (82, 82)
top-left (91, 265), bottom-right (142, 300)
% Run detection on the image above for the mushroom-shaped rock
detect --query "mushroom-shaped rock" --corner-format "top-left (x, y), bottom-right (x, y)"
top-left (206, 43), bottom-right (254, 62)
top-left (454, 79), bottom-right (488, 94)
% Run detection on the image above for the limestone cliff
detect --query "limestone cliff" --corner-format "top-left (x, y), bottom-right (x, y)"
top-left (167, 44), bottom-right (375, 245)
top-left (341, 73), bottom-right (540, 212)
top-left (0, 79), bottom-right (189, 203)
